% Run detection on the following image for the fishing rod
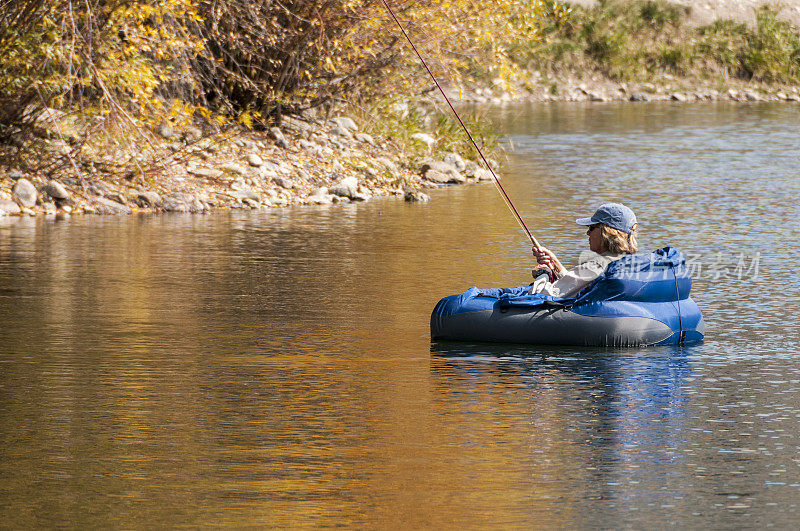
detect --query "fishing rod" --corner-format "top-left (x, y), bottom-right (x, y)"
top-left (380, 0), bottom-right (541, 249)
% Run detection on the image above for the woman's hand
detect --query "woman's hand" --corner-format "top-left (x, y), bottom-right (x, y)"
top-left (532, 246), bottom-right (565, 275)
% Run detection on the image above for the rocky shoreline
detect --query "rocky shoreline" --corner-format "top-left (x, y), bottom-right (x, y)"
top-left (0, 113), bottom-right (496, 219)
top-left (452, 76), bottom-right (800, 105)
top-left (1, 80), bottom-right (798, 219)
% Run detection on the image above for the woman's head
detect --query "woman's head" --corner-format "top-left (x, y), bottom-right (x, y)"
top-left (595, 223), bottom-right (638, 254)
top-left (578, 203), bottom-right (638, 254)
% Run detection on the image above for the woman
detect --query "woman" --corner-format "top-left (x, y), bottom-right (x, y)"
top-left (531, 203), bottom-right (638, 298)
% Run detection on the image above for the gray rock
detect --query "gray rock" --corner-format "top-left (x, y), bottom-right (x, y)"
top-left (404, 191), bottom-right (430, 203)
top-left (187, 197), bottom-right (208, 213)
top-left (188, 167), bottom-right (223, 179)
top-left (231, 189), bottom-right (262, 204)
top-left (42, 179), bottom-right (69, 200)
top-left (745, 91), bottom-right (761, 102)
top-left (588, 92), bottom-right (607, 102)
top-left (354, 132), bottom-right (374, 145)
top-left (629, 93), bottom-right (648, 102)
top-left (671, 93), bottom-right (687, 102)
top-left (21, 207), bottom-right (36, 216)
top-left (157, 124), bottom-right (175, 139)
top-left (42, 202), bottom-right (57, 214)
top-left (12, 178), bottom-right (37, 208)
top-left (246, 153), bottom-right (263, 167)
top-left (411, 132), bottom-right (436, 149)
top-left (273, 177), bottom-right (294, 189)
top-left (282, 116), bottom-right (314, 135)
top-left (104, 192), bottom-right (128, 205)
top-left (329, 176), bottom-right (359, 198)
top-left (136, 191), bottom-right (161, 208)
top-left (329, 125), bottom-right (352, 139)
top-left (7, 169), bottom-right (24, 181)
top-left (312, 186), bottom-right (329, 196)
top-left (475, 169), bottom-right (494, 181)
top-left (161, 196), bottom-right (188, 212)
top-left (443, 152), bottom-right (466, 172)
top-left (423, 170), bottom-right (456, 184)
top-left (160, 194), bottom-right (205, 213)
top-left (269, 127), bottom-right (288, 149)
top-left (0, 199), bottom-right (21, 215)
top-left (307, 194), bottom-right (333, 205)
top-left (333, 117), bottom-right (358, 132)
top-left (420, 160), bottom-right (464, 183)
top-left (90, 196), bottom-right (131, 215)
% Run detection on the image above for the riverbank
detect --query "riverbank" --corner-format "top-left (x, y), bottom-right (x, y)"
top-left (0, 109), bottom-right (497, 217)
top-left (1, 0), bottom-right (799, 218)
top-left (1, 86), bottom-right (798, 219)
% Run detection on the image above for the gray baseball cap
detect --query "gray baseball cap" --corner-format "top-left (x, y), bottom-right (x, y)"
top-left (576, 203), bottom-right (637, 234)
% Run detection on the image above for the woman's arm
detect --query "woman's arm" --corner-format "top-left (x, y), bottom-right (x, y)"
top-left (532, 246), bottom-right (566, 276)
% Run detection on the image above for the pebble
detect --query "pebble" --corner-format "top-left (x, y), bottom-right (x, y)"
top-left (332, 117), bottom-right (358, 132)
top-left (420, 161), bottom-right (465, 184)
top-left (188, 167), bottom-right (223, 179)
top-left (12, 178), bottom-right (37, 208)
top-left (273, 177), bottom-right (294, 190)
top-left (269, 127), bottom-right (289, 149)
top-left (354, 132), bottom-right (374, 145)
top-left (137, 191), bottom-right (162, 208)
top-left (404, 191), bottom-right (430, 203)
top-left (671, 93), bottom-right (688, 102)
top-left (246, 153), bottom-right (264, 167)
top-left (90, 196), bottom-right (131, 215)
top-left (0, 199), bottom-right (21, 215)
top-left (745, 91), bottom-right (761, 101)
top-left (329, 125), bottom-right (352, 139)
top-left (329, 176), bottom-right (359, 199)
top-left (43, 179), bottom-right (68, 200)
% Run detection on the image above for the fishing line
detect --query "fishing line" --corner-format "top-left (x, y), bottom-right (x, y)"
top-left (380, 0), bottom-right (540, 248)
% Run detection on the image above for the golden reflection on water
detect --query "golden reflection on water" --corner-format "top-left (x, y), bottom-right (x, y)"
top-left (2, 103), bottom-right (800, 527)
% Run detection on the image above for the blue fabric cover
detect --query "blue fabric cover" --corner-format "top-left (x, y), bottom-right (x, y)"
top-left (432, 247), bottom-right (703, 345)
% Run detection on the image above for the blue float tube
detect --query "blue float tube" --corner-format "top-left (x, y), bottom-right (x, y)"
top-left (431, 246), bottom-right (704, 347)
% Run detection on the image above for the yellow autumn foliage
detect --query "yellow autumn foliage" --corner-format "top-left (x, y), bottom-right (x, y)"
top-left (0, 0), bottom-right (555, 131)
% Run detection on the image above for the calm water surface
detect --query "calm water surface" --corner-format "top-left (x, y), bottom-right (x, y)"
top-left (1, 102), bottom-right (799, 527)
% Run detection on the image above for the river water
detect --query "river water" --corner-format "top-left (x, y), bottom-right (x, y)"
top-left (1, 102), bottom-right (799, 527)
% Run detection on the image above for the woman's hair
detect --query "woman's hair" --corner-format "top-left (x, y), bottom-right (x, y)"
top-left (600, 223), bottom-right (638, 254)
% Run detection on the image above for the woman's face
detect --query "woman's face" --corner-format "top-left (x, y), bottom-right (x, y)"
top-left (587, 224), bottom-right (605, 253)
